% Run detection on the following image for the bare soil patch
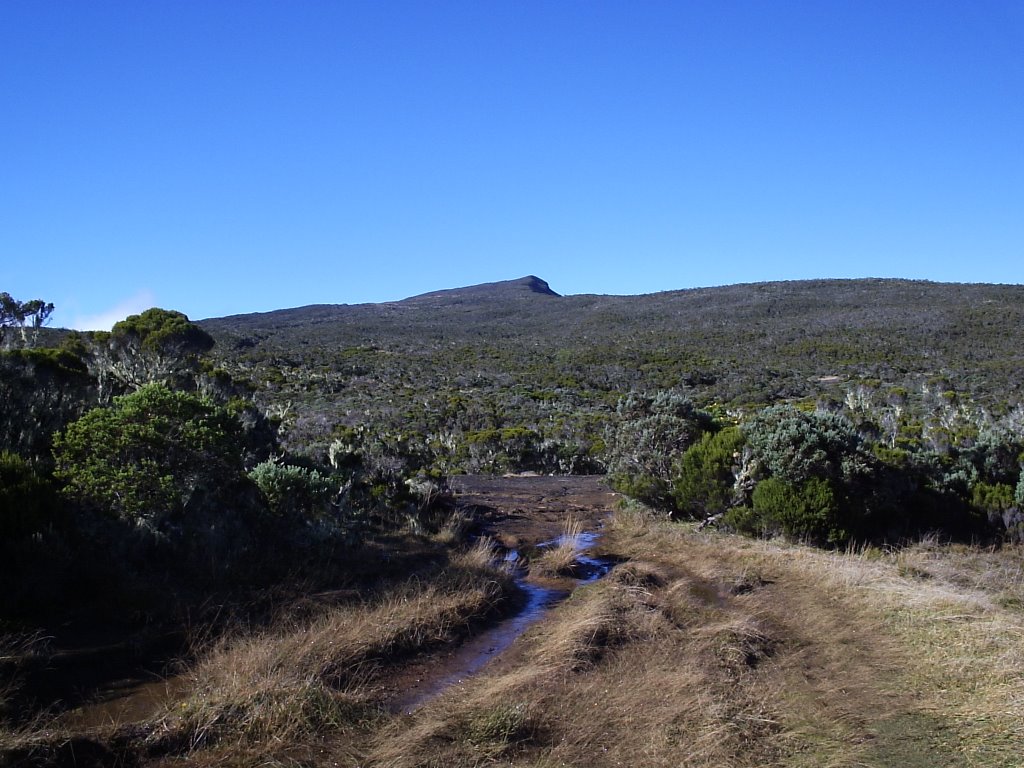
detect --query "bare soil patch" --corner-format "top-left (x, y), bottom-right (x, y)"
top-left (450, 474), bottom-right (620, 547)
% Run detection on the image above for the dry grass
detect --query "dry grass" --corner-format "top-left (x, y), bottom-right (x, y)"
top-left (0, 631), bottom-right (48, 722)
top-left (531, 515), bottom-right (585, 578)
top-left (803, 540), bottom-right (1024, 765)
top-left (0, 632), bottom-right (63, 757)
top-left (431, 510), bottom-right (474, 547)
top-left (11, 499), bottom-right (1023, 767)
top-left (357, 510), bottom-right (1024, 768)
top-left (143, 543), bottom-right (515, 763)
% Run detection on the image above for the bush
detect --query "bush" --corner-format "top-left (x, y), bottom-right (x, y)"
top-left (733, 476), bottom-right (843, 543)
top-left (606, 390), bottom-right (714, 510)
top-left (739, 405), bottom-right (899, 543)
top-left (672, 426), bottom-right (745, 519)
top-left (971, 481), bottom-right (1015, 514)
top-left (52, 383), bottom-right (247, 528)
top-left (249, 460), bottom-right (336, 521)
top-left (743, 405), bottom-right (869, 487)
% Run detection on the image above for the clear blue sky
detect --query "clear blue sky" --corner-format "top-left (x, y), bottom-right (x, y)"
top-left (2, 1), bottom-right (1022, 329)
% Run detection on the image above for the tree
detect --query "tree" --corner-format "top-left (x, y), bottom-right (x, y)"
top-left (0, 292), bottom-right (54, 346)
top-left (96, 308), bottom-right (214, 389)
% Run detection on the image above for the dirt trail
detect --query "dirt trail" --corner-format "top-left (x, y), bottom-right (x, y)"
top-left (449, 474), bottom-right (620, 547)
top-left (368, 502), bottom-right (983, 768)
top-left (381, 475), bottom-right (621, 713)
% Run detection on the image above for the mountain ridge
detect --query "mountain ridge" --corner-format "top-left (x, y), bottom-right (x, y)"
top-left (201, 275), bottom-right (1022, 325)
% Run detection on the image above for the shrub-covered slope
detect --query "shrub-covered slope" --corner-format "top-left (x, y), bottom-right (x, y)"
top-left (200, 276), bottom-right (1024, 466)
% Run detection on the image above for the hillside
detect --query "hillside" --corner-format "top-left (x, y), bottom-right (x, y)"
top-left (201, 276), bottom-right (1024, 463)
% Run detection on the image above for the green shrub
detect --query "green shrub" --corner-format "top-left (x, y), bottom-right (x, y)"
top-left (606, 390), bottom-right (714, 510)
top-left (738, 405), bottom-right (899, 542)
top-left (111, 307), bottom-right (213, 356)
top-left (744, 476), bottom-right (844, 544)
top-left (971, 481), bottom-right (1015, 514)
top-left (52, 383), bottom-right (246, 527)
top-left (249, 460), bottom-right (336, 520)
top-left (672, 426), bottom-right (745, 518)
top-left (743, 405), bottom-right (869, 487)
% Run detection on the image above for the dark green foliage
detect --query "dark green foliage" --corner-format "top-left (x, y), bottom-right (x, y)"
top-left (1, 347), bottom-right (88, 377)
top-left (0, 347), bottom-right (99, 464)
top-left (971, 482), bottom-right (1015, 514)
top-left (99, 308), bottom-right (215, 389)
top-left (111, 308), bottom-right (214, 355)
top-left (52, 383), bottom-right (247, 527)
top-left (672, 426), bottom-right (745, 519)
top-left (742, 476), bottom-right (842, 543)
top-left (0, 451), bottom-right (62, 539)
top-left (605, 391), bottom-right (714, 510)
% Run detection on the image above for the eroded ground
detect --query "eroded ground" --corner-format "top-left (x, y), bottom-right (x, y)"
top-left (450, 473), bottom-right (620, 547)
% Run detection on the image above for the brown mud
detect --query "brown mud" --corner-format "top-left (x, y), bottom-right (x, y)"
top-left (382, 475), bottom-right (621, 713)
top-left (450, 473), bottom-right (618, 548)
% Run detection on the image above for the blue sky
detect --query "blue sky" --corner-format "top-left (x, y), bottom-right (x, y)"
top-left (2, 1), bottom-right (1022, 329)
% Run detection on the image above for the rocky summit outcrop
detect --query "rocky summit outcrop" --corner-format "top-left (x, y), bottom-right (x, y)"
top-left (401, 275), bottom-right (561, 304)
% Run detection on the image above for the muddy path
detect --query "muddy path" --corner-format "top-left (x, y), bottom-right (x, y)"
top-left (382, 475), bottom-right (622, 713)
top-left (449, 474), bottom-right (620, 549)
top-left (56, 475), bottom-right (621, 730)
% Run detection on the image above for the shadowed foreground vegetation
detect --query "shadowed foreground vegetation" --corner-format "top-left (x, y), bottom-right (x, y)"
top-left (4, 500), bottom-right (1022, 767)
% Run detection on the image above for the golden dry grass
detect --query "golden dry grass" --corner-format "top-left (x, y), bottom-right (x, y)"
top-left (142, 543), bottom-right (515, 763)
top-left (355, 510), bottom-right (1024, 768)
top-left (530, 515), bottom-right (585, 578)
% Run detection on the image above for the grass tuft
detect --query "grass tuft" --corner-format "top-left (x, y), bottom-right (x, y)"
top-left (532, 516), bottom-right (585, 578)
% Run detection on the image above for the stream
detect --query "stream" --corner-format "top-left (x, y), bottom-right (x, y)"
top-left (390, 526), bottom-right (616, 714)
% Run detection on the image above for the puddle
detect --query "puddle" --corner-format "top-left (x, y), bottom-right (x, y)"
top-left (391, 527), bottom-right (615, 715)
top-left (390, 580), bottom-right (569, 714)
top-left (60, 674), bottom-right (187, 730)
top-left (537, 529), bottom-right (615, 583)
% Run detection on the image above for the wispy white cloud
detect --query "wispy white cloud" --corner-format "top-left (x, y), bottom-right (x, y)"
top-left (71, 290), bottom-right (157, 331)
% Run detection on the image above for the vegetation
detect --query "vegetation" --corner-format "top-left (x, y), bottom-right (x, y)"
top-left (200, 277), bottom-right (1024, 473)
top-left (3, 278), bottom-right (1024, 765)
top-left (672, 426), bottom-right (744, 518)
top-left (53, 383), bottom-right (248, 526)
top-left (0, 291), bottom-right (53, 346)
top-left (0, 450), bottom-right (61, 540)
